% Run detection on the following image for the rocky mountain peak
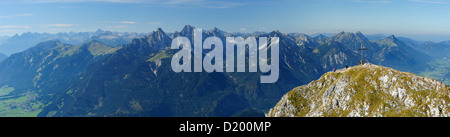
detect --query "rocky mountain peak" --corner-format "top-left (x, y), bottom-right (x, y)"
top-left (156, 27), bottom-right (164, 33)
top-left (377, 35), bottom-right (403, 47)
top-left (295, 34), bottom-right (318, 47)
top-left (315, 34), bottom-right (328, 39)
top-left (386, 35), bottom-right (398, 41)
top-left (355, 31), bottom-right (363, 36)
top-left (268, 30), bottom-right (283, 37)
top-left (331, 31), bottom-right (372, 51)
top-left (145, 27), bottom-right (169, 41)
top-left (173, 25), bottom-right (196, 39)
top-left (181, 25), bottom-right (195, 34)
top-left (355, 31), bottom-right (369, 40)
top-left (212, 27), bottom-right (220, 32)
top-left (129, 28), bottom-right (171, 54)
top-left (313, 34), bottom-right (330, 44)
top-left (332, 31), bottom-right (369, 41)
top-left (95, 29), bottom-right (105, 34)
top-left (268, 63), bottom-right (449, 117)
top-left (207, 27), bottom-right (225, 37)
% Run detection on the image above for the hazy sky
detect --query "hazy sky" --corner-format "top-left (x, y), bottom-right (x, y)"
top-left (1, 0), bottom-right (450, 41)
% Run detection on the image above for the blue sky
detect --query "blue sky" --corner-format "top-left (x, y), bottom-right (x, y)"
top-left (1, 0), bottom-right (450, 41)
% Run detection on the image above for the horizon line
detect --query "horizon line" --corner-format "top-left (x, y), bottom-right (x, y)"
top-left (2, 28), bottom-right (450, 42)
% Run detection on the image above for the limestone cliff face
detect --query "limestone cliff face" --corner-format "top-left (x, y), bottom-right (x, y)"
top-left (267, 63), bottom-right (450, 117)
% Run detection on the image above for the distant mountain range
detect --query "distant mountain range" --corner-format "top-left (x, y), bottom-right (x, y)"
top-left (309, 32), bottom-right (336, 38)
top-left (409, 41), bottom-right (450, 59)
top-left (0, 30), bottom-right (147, 56)
top-left (0, 25), bottom-right (448, 117)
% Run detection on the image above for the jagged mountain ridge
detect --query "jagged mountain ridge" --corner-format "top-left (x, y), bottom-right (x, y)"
top-left (410, 41), bottom-right (450, 59)
top-left (311, 39), bottom-right (360, 70)
top-left (267, 63), bottom-right (450, 117)
top-left (331, 31), bottom-right (373, 51)
top-left (372, 35), bottom-right (431, 72)
top-left (324, 31), bottom-right (432, 73)
top-left (0, 30), bottom-right (146, 56)
top-left (292, 31), bottom-right (432, 73)
top-left (38, 25), bottom-right (326, 117)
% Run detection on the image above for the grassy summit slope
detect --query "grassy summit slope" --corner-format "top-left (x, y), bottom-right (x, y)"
top-left (268, 63), bottom-right (449, 117)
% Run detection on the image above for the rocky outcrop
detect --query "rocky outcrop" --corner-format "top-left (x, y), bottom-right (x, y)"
top-left (267, 63), bottom-right (450, 117)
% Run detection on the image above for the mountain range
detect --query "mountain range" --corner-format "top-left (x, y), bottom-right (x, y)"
top-left (0, 25), bottom-right (448, 117)
top-left (0, 30), bottom-right (147, 56)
